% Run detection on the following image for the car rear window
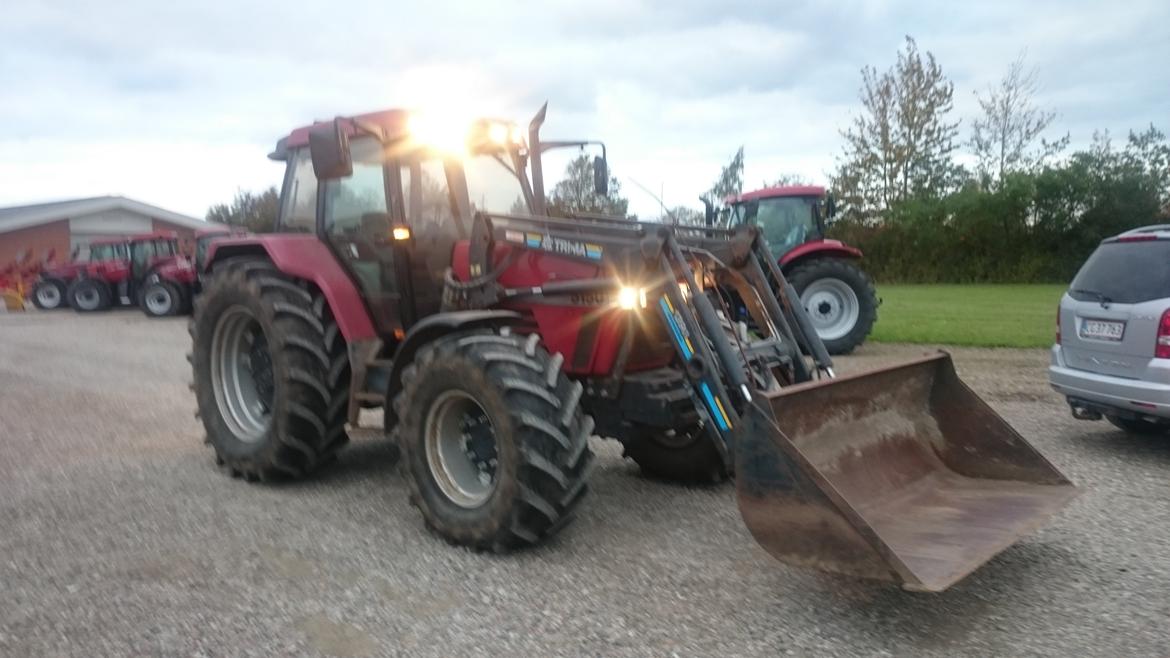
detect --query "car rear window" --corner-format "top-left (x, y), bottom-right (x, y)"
top-left (1069, 239), bottom-right (1170, 304)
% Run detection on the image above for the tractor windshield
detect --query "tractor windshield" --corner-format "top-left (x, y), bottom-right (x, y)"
top-left (732, 196), bottom-right (819, 255)
top-left (88, 243), bottom-right (127, 261)
top-left (464, 153), bottom-right (527, 215)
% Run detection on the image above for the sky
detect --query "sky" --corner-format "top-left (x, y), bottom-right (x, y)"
top-left (1, 0), bottom-right (1167, 220)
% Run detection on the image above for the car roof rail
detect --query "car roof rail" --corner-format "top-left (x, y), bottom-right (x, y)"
top-left (1120, 224), bottom-right (1170, 236)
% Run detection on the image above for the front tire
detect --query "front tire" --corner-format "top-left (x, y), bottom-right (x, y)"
top-left (393, 329), bottom-right (594, 551)
top-left (140, 280), bottom-right (182, 317)
top-left (787, 258), bottom-right (877, 355)
top-left (191, 258), bottom-right (349, 480)
top-left (32, 278), bottom-right (67, 310)
top-left (67, 278), bottom-right (111, 312)
top-left (623, 424), bottom-right (727, 484)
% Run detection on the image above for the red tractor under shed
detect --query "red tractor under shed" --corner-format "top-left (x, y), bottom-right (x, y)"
top-left (66, 232), bottom-right (196, 317)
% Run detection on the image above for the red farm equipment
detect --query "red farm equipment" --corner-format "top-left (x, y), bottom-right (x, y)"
top-left (706, 186), bottom-right (877, 355)
top-left (31, 246), bottom-right (97, 310)
top-left (189, 106), bottom-right (1076, 592)
top-left (67, 232), bottom-right (196, 317)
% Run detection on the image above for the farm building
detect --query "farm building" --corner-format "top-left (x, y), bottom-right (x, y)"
top-left (0, 196), bottom-right (221, 268)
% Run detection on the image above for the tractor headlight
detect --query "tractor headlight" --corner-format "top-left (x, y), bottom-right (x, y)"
top-left (618, 286), bottom-right (647, 310)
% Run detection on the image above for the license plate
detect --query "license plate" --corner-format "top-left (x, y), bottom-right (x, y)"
top-left (1080, 319), bottom-right (1125, 341)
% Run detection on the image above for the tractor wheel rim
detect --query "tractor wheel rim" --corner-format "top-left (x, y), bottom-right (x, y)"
top-left (36, 285), bottom-right (60, 308)
top-left (210, 306), bottom-right (273, 442)
top-left (424, 390), bottom-right (498, 508)
top-left (801, 277), bottom-right (859, 341)
top-left (75, 287), bottom-right (100, 310)
top-left (145, 286), bottom-right (172, 315)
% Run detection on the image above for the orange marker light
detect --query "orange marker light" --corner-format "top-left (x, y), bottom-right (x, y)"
top-left (392, 226), bottom-right (412, 241)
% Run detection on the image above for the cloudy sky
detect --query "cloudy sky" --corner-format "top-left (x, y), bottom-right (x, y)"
top-left (2, 0), bottom-right (1167, 219)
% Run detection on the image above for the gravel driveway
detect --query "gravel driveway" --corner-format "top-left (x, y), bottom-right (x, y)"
top-left (1, 311), bottom-right (1167, 657)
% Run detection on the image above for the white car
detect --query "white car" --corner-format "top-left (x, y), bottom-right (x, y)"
top-left (1049, 225), bottom-right (1170, 434)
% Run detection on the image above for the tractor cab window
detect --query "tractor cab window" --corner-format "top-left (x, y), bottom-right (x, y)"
top-left (280, 148), bottom-right (318, 233)
top-left (735, 197), bottom-right (819, 255)
top-left (464, 153), bottom-right (527, 216)
top-left (322, 136), bottom-right (401, 331)
top-left (89, 243), bottom-right (124, 261)
top-left (401, 159), bottom-right (455, 231)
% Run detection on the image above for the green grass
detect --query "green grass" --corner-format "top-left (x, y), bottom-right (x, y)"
top-left (869, 284), bottom-right (1066, 348)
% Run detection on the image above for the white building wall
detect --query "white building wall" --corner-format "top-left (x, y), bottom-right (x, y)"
top-left (68, 211), bottom-right (154, 255)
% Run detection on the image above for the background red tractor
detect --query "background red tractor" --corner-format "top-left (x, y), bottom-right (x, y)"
top-left (67, 232), bottom-right (196, 317)
top-left (31, 246), bottom-right (93, 310)
top-left (708, 186), bottom-right (878, 354)
top-left (187, 106), bottom-right (1075, 592)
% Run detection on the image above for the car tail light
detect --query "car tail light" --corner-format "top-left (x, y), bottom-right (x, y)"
top-left (1156, 310), bottom-right (1170, 358)
top-left (1055, 305), bottom-right (1061, 344)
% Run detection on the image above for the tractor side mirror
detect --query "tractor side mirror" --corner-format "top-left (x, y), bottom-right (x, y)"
top-left (825, 191), bottom-right (838, 221)
top-left (309, 119), bottom-right (353, 180)
top-left (592, 156), bottom-right (609, 196)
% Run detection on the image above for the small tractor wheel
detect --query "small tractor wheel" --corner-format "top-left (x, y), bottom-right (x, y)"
top-left (624, 424), bottom-right (728, 484)
top-left (190, 257), bottom-right (350, 481)
top-left (67, 278), bottom-right (111, 312)
top-left (787, 257), bottom-right (877, 355)
top-left (31, 278), bottom-right (67, 310)
top-left (140, 280), bottom-right (182, 317)
top-left (393, 329), bottom-right (594, 551)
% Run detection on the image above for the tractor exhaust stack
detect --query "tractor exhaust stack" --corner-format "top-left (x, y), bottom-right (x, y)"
top-left (735, 352), bottom-right (1077, 591)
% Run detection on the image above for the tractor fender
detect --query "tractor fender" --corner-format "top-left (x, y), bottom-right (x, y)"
top-left (149, 257), bottom-right (196, 285)
top-left (205, 234), bottom-right (377, 342)
top-left (383, 310), bottom-right (526, 426)
top-left (779, 239), bottom-right (863, 271)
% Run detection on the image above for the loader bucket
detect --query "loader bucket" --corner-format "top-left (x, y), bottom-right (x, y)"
top-left (736, 352), bottom-right (1076, 592)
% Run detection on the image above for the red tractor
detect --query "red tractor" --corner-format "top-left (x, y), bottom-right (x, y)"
top-left (31, 246), bottom-right (99, 310)
top-left (67, 232), bottom-right (196, 317)
top-left (189, 107), bottom-right (1075, 592)
top-left (709, 186), bottom-right (878, 355)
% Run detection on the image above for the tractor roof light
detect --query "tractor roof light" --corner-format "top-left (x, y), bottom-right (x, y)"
top-left (407, 113), bottom-right (471, 154)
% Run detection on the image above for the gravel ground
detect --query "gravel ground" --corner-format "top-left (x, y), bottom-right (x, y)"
top-left (1, 310), bottom-right (1168, 657)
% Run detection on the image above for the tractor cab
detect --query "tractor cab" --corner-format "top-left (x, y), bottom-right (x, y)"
top-left (268, 108), bottom-right (599, 334)
top-left (724, 186), bottom-right (832, 258)
top-left (128, 233), bottom-right (180, 280)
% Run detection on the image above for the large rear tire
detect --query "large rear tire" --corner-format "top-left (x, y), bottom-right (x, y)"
top-left (787, 257), bottom-right (877, 355)
top-left (190, 258), bottom-right (349, 480)
top-left (393, 329), bottom-right (594, 551)
top-left (31, 278), bottom-right (67, 310)
top-left (67, 278), bottom-right (111, 313)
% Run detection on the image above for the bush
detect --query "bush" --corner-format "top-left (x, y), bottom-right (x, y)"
top-left (829, 128), bottom-right (1170, 283)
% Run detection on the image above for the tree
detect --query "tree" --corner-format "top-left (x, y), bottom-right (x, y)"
top-left (834, 37), bottom-right (961, 219)
top-left (763, 173), bottom-right (812, 187)
top-left (659, 205), bottom-right (704, 225)
top-left (970, 53), bottom-right (1067, 187)
top-left (702, 147), bottom-right (744, 204)
top-left (548, 155), bottom-right (629, 217)
top-left (207, 187), bottom-right (280, 232)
